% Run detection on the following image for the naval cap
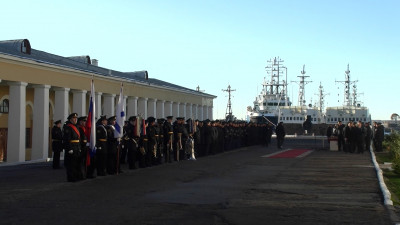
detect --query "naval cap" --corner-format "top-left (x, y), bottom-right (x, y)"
top-left (67, 113), bottom-right (78, 120)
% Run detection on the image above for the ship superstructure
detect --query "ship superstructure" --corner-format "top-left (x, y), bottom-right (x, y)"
top-left (246, 57), bottom-right (291, 124)
top-left (279, 65), bottom-right (324, 124)
top-left (325, 64), bottom-right (371, 124)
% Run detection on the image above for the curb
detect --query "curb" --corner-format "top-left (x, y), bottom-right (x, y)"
top-left (370, 147), bottom-right (400, 224)
top-left (370, 147), bottom-right (393, 205)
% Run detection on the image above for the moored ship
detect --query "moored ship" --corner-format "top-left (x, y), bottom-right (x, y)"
top-left (246, 57), bottom-right (324, 125)
top-left (325, 64), bottom-right (371, 124)
top-left (247, 59), bottom-right (371, 127)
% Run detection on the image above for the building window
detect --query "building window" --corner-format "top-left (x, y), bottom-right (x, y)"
top-left (26, 128), bottom-right (31, 148)
top-left (0, 99), bottom-right (9, 113)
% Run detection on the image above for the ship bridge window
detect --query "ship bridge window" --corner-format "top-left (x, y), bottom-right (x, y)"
top-left (279, 103), bottom-right (285, 106)
top-left (263, 102), bottom-right (267, 106)
top-left (290, 117), bottom-right (292, 120)
top-left (334, 118), bottom-right (337, 122)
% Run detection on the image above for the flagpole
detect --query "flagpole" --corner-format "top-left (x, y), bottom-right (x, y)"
top-left (116, 82), bottom-right (125, 175)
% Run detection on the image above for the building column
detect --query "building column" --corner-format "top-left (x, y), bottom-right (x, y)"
top-left (54, 87), bottom-right (70, 123)
top-left (204, 105), bottom-right (209, 120)
top-left (194, 104), bottom-right (198, 120)
top-left (72, 89), bottom-right (87, 116)
top-left (173, 102), bottom-right (180, 118)
top-left (165, 101), bottom-right (173, 117)
top-left (186, 103), bottom-right (193, 119)
top-left (156, 100), bottom-right (165, 119)
top-left (208, 106), bottom-right (213, 120)
top-left (103, 93), bottom-right (115, 117)
top-left (31, 84), bottom-right (50, 161)
top-left (7, 82), bottom-right (28, 163)
top-left (138, 97), bottom-right (148, 119)
top-left (199, 105), bottom-right (204, 120)
top-left (180, 103), bottom-right (186, 119)
top-left (95, 92), bottom-right (102, 118)
top-left (147, 98), bottom-right (157, 118)
top-left (127, 96), bottom-right (138, 117)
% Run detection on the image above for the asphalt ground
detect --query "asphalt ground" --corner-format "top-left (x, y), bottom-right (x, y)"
top-left (0, 137), bottom-right (396, 225)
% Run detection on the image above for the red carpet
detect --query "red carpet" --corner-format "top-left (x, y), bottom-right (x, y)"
top-left (268, 149), bottom-right (312, 158)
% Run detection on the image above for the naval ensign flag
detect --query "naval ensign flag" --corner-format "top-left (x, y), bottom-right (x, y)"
top-left (115, 83), bottom-right (125, 138)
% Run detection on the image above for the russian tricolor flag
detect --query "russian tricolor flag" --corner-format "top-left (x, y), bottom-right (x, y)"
top-left (85, 79), bottom-right (96, 165)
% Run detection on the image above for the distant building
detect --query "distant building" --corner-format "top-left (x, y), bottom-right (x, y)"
top-left (0, 39), bottom-right (216, 163)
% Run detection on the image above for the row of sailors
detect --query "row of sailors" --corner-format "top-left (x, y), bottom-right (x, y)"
top-left (52, 113), bottom-right (275, 182)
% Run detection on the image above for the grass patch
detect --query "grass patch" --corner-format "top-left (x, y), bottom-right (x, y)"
top-left (375, 151), bottom-right (400, 205)
top-left (375, 152), bottom-right (392, 164)
top-left (383, 170), bottom-right (400, 205)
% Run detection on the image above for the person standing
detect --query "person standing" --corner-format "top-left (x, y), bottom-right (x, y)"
top-left (326, 125), bottom-right (333, 144)
top-left (77, 116), bottom-right (88, 179)
top-left (146, 117), bottom-right (157, 166)
top-left (337, 121), bottom-right (346, 151)
top-left (275, 122), bottom-right (286, 149)
top-left (51, 120), bottom-right (63, 169)
top-left (106, 116), bottom-right (118, 175)
top-left (96, 116), bottom-right (108, 176)
top-left (193, 119), bottom-right (201, 156)
top-left (156, 118), bottom-right (165, 165)
top-left (266, 123), bottom-right (273, 147)
top-left (365, 122), bottom-right (372, 152)
top-left (344, 122), bottom-right (352, 152)
top-left (164, 116), bottom-right (174, 163)
top-left (120, 120), bottom-right (129, 164)
top-left (375, 122), bottom-right (385, 152)
top-left (126, 116), bottom-right (139, 169)
top-left (356, 121), bottom-right (365, 153)
top-left (63, 113), bottom-right (81, 182)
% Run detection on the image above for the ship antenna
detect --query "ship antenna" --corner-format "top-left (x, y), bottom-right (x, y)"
top-left (291, 64), bottom-right (312, 107)
top-left (335, 64), bottom-right (358, 106)
top-left (315, 82), bottom-right (329, 115)
top-left (222, 85), bottom-right (236, 121)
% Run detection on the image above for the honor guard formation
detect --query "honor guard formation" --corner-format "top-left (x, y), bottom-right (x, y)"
top-left (52, 113), bottom-right (276, 182)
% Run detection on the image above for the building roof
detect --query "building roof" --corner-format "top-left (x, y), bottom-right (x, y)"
top-left (0, 39), bottom-right (216, 98)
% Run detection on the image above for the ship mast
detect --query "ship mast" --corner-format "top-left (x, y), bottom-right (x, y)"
top-left (222, 85), bottom-right (236, 121)
top-left (336, 64), bottom-right (358, 107)
top-left (265, 57), bottom-right (286, 95)
top-left (315, 82), bottom-right (329, 114)
top-left (264, 57), bottom-right (288, 106)
top-left (292, 65), bottom-right (312, 106)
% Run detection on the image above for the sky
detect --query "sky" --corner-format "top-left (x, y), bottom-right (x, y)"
top-left (1, 0), bottom-right (399, 120)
